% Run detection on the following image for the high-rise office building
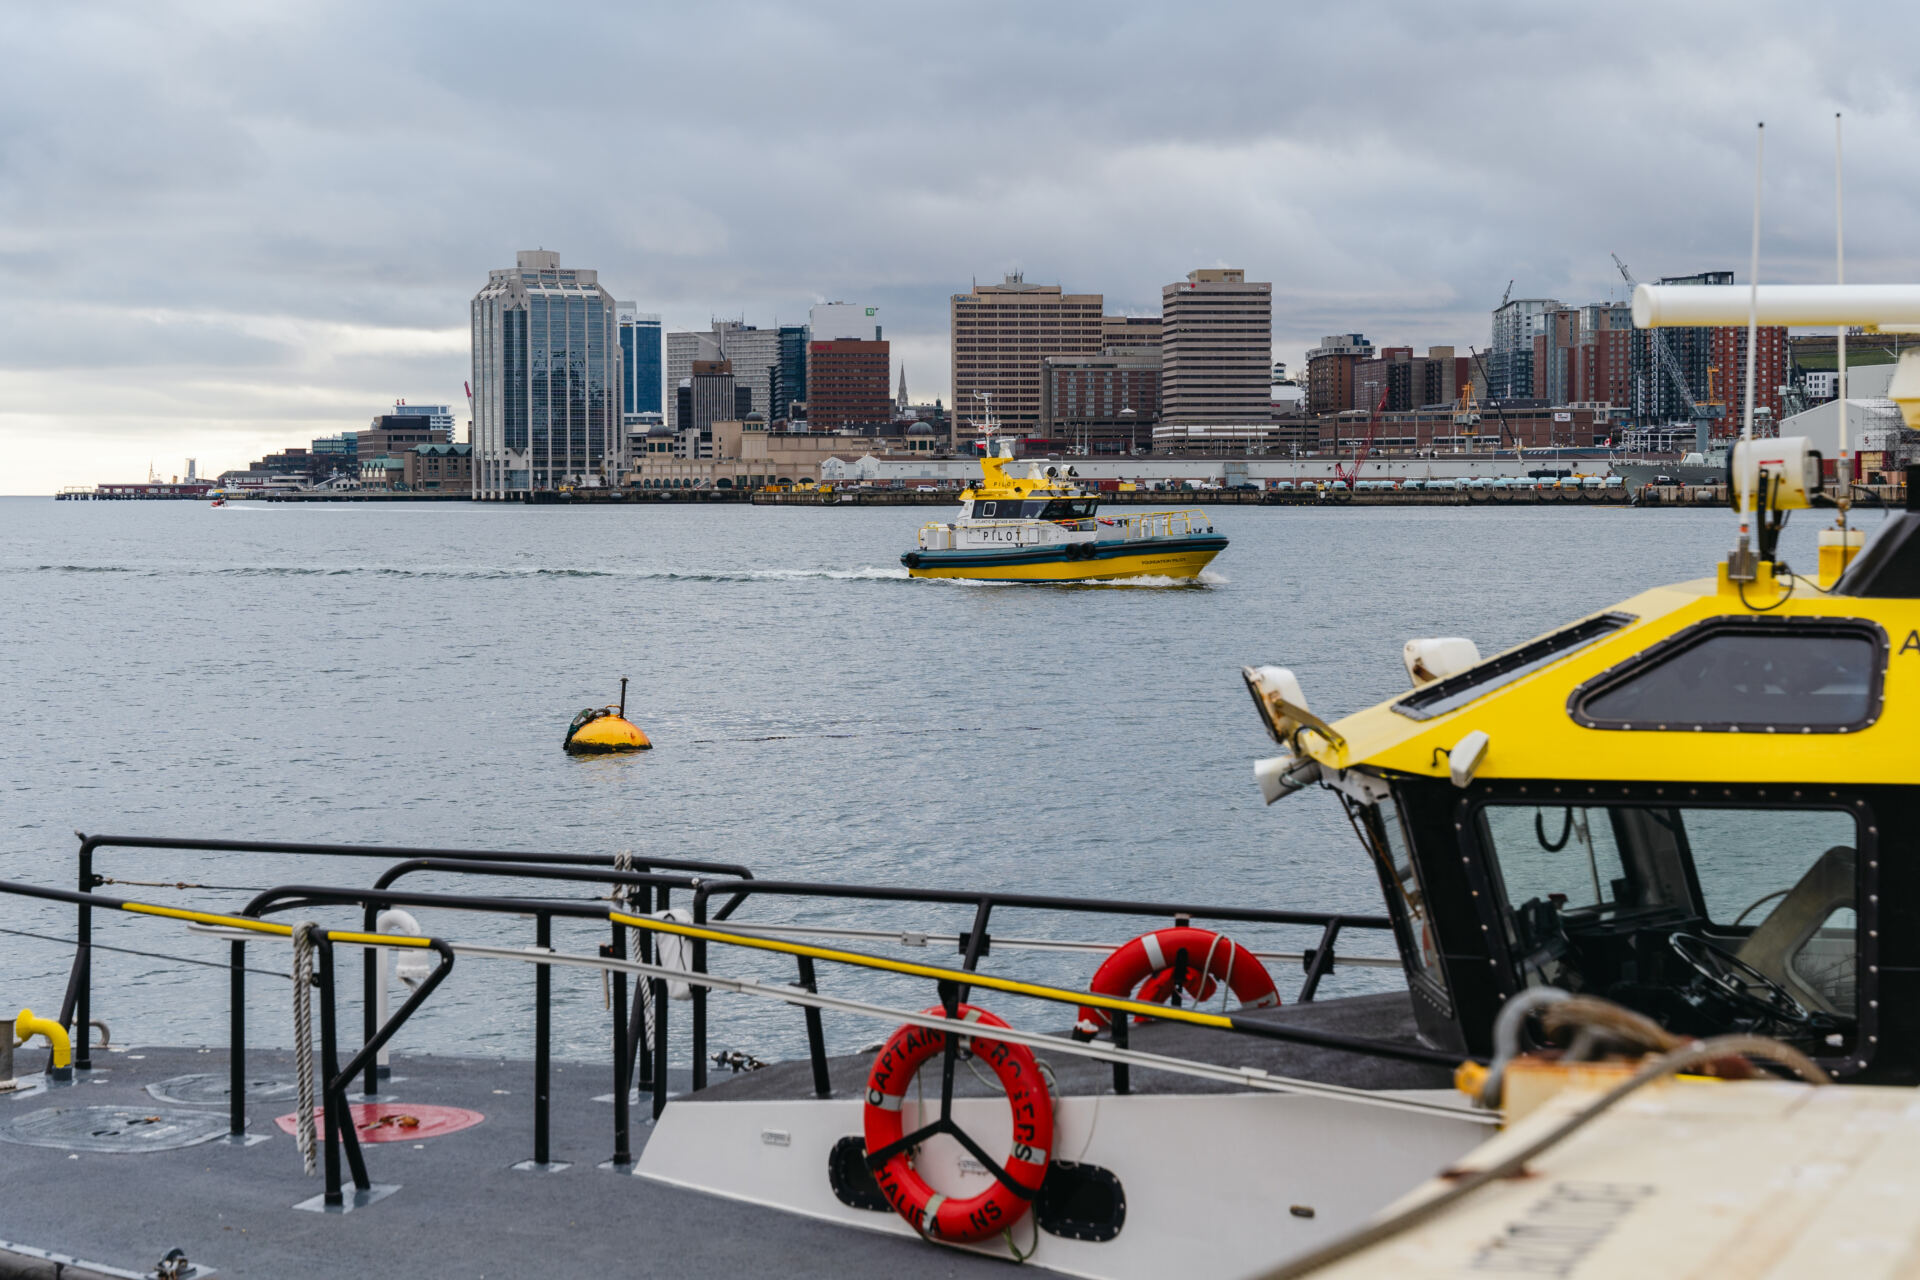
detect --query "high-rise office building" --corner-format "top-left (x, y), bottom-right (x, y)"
top-left (809, 302), bottom-right (882, 342)
top-left (666, 330), bottom-right (723, 430)
top-left (716, 322), bottom-right (780, 424)
top-left (470, 250), bottom-right (624, 499)
top-left (666, 322), bottom-right (780, 428)
top-left (775, 325), bottom-right (810, 423)
top-left (950, 273), bottom-right (1103, 436)
top-left (808, 339), bottom-right (891, 429)
top-left (617, 305), bottom-right (664, 422)
top-left (688, 361), bottom-right (737, 433)
top-left (1160, 268), bottom-right (1272, 424)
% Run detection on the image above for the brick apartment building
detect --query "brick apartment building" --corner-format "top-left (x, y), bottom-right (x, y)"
top-left (1305, 334), bottom-right (1375, 414)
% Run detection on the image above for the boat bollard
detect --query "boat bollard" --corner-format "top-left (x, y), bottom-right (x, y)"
top-left (15, 1008), bottom-right (73, 1083)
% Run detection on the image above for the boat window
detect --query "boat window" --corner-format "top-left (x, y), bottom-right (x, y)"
top-left (1393, 612), bottom-right (1636, 721)
top-left (1570, 619), bottom-right (1884, 733)
top-left (1477, 802), bottom-right (1860, 1028)
top-left (1039, 499), bottom-right (1096, 519)
top-left (1791, 907), bottom-right (1857, 1014)
top-left (1361, 797), bottom-right (1445, 991)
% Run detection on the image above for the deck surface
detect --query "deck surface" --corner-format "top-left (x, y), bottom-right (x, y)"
top-left (0, 994), bottom-right (1445, 1278)
top-left (0, 1046), bottom-right (993, 1279)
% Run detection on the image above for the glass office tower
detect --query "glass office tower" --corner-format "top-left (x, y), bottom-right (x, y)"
top-left (471, 251), bottom-right (624, 498)
top-left (618, 305), bottom-right (664, 421)
top-left (776, 324), bottom-right (810, 422)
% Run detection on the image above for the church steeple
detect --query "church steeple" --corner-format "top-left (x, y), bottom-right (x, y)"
top-left (896, 366), bottom-right (909, 412)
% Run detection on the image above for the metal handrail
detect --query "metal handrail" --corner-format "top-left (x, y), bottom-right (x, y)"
top-left (1118, 508), bottom-right (1215, 540)
top-left (59, 833), bottom-right (681, 1070)
top-left (241, 875), bottom-right (709, 1156)
top-left (355, 856), bottom-right (753, 1159)
top-left (613, 909), bottom-right (1465, 1106)
top-left (445, 932), bottom-right (1491, 1124)
top-left (683, 876), bottom-right (1396, 1093)
top-left (705, 920), bottom-right (1404, 967)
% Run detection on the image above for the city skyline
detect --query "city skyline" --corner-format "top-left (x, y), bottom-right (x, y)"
top-left (8, 3), bottom-right (1920, 491)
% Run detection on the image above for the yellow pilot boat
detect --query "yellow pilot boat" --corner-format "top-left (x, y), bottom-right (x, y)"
top-left (901, 446), bottom-right (1227, 582)
top-left (1242, 280), bottom-right (1920, 1091)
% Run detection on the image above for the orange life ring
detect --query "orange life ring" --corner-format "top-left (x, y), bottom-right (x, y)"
top-left (862, 1005), bottom-right (1053, 1243)
top-left (1074, 927), bottom-right (1279, 1040)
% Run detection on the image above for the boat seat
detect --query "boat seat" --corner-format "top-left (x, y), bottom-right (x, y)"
top-left (1735, 844), bottom-right (1856, 1016)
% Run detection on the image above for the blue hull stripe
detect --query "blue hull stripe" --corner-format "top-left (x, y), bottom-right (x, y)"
top-left (902, 534), bottom-right (1227, 571)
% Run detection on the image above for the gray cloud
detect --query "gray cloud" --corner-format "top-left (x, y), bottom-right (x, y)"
top-left (5, 1), bottom-right (1920, 489)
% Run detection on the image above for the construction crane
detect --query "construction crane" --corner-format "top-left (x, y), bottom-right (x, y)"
top-left (1499, 279), bottom-right (1514, 309)
top-left (1453, 380), bottom-right (1480, 448)
top-left (1467, 346), bottom-right (1519, 451)
top-left (1611, 253), bottom-right (1723, 438)
top-left (1334, 390), bottom-right (1390, 487)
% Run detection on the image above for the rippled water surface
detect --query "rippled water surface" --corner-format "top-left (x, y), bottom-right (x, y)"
top-left (0, 497), bottom-right (1840, 1063)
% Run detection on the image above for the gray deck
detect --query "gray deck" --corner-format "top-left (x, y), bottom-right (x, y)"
top-left (0, 1046), bottom-right (994, 1279)
top-left (0, 994), bottom-right (1444, 1278)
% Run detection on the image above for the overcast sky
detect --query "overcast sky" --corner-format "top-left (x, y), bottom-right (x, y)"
top-left (6, 2), bottom-right (1919, 491)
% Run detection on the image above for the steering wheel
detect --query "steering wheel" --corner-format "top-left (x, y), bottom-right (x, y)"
top-left (1668, 931), bottom-right (1818, 1032)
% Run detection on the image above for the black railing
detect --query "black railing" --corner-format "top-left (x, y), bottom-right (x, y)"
top-left (241, 872), bottom-right (721, 1166)
top-left (60, 833), bottom-right (711, 1071)
top-left (684, 877), bottom-right (1395, 1095)
top-left (355, 856), bottom-right (753, 1161)
top-left (22, 832), bottom-right (1431, 1187)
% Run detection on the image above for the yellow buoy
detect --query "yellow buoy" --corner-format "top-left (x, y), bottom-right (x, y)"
top-left (564, 679), bottom-right (652, 754)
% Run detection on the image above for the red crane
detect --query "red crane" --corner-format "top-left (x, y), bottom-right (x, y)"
top-left (1333, 390), bottom-right (1390, 488)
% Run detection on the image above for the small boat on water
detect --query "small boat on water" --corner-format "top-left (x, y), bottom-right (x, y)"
top-left (901, 443), bottom-right (1227, 582)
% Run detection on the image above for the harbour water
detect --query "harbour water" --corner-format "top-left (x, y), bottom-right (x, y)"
top-left (0, 498), bottom-right (1841, 1064)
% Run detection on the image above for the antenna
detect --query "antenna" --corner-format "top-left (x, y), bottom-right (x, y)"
top-left (1836, 112), bottom-right (1851, 532)
top-left (1731, 122), bottom-right (1764, 582)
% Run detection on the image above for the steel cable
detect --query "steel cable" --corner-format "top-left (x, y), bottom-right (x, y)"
top-left (0, 925), bottom-right (290, 980)
top-left (291, 922), bottom-right (318, 1177)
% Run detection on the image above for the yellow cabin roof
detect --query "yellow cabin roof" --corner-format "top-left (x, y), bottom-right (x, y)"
top-left (1303, 562), bottom-right (1919, 787)
top-left (959, 454), bottom-right (1087, 502)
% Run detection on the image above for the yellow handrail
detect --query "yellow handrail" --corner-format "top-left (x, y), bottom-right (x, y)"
top-left (608, 909), bottom-right (1236, 1032)
top-left (122, 901), bottom-right (436, 948)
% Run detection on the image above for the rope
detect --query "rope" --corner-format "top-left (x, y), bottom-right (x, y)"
top-left (0, 925), bottom-right (290, 980)
top-left (291, 922), bottom-right (318, 1177)
top-left (613, 852), bottom-right (656, 1050)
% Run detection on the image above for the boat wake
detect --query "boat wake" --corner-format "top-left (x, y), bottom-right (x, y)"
top-left (17, 564), bottom-right (913, 583)
top-left (17, 563), bottom-right (1222, 587)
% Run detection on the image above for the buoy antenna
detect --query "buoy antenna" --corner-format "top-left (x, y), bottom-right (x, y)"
top-left (619, 677), bottom-right (628, 719)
